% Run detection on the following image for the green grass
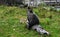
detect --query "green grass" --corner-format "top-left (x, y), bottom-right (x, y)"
top-left (0, 5), bottom-right (60, 37)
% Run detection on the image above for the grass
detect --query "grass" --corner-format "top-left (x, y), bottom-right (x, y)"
top-left (0, 5), bottom-right (60, 37)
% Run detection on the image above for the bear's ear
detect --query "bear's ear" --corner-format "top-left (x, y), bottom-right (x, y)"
top-left (28, 6), bottom-right (31, 9)
top-left (28, 6), bottom-right (33, 10)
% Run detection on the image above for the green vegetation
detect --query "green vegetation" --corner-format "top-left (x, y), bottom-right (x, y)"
top-left (0, 5), bottom-right (60, 37)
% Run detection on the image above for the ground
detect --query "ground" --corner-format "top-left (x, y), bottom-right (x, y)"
top-left (0, 5), bottom-right (60, 37)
